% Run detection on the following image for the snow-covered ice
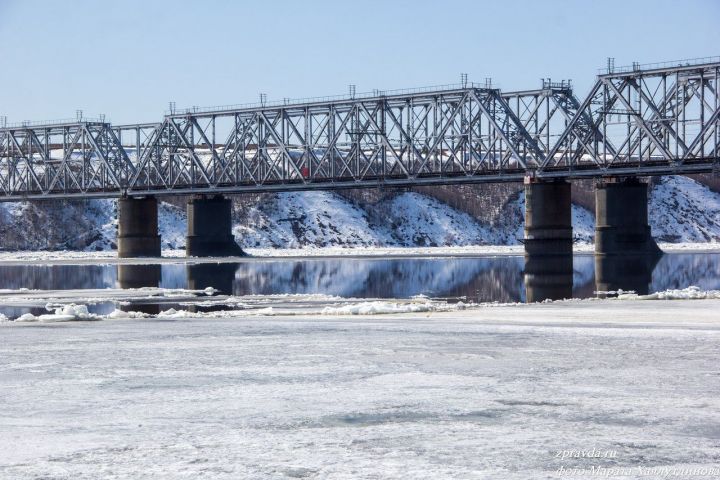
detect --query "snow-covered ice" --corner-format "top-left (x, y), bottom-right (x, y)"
top-left (2, 298), bottom-right (720, 478)
top-left (1, 284), bottom-right (719, 322)
top-left (15, 303), bottom-right (100, 322)
top-left (617, 285), bottom-right (720, 300)
top-left (0, 286), bottom-right (473, 321)
top-left (320, 299), bottom-right (463, 315)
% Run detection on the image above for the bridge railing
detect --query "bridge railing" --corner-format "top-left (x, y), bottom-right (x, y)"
top-left (167, 81), bottom-right (493, 116)
top-left (0, 117), bottom-right (107, 130)
top-left (599, 56), bottom-right (720, 75)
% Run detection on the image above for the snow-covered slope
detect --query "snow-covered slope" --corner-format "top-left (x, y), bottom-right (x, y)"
top-left (0, 175), bottom-right (718, 251)
top-left (0, 200), bottom-right (117, 251)
top-left (235, 191), bottom-right (383, 248)
top-left (649, 176), bottom-right (720, 242)
top-left (571, 200), bottom-right (596, 244)
top-left (0, 199), bottom-right (185, 251)
top-left (157, 202), bottom-right (187, 250)
top-left (235, 191), bottom-right (521, 248)
top-left (378, 192), bottom-right (502, 246)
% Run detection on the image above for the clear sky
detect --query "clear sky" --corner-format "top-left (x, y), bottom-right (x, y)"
top-left (0, 0), bottom-right (718, 125)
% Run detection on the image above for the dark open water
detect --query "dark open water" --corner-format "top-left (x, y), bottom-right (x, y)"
top-left (0, 253), bottom-right (717, 319)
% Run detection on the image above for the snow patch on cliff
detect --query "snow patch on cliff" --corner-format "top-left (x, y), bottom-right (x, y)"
top-left (380, 192), bottom-right (500, 246)
top-left (158, 202), bottom-right (187, 250)
top-left (235, 191), bottom-right (519, 248)
top-left (649, 176), bottom-right (720, 243)
top-left (0, 199), bottom-right (186, 252)
top-left (235, 191), bottom-right (383, 248)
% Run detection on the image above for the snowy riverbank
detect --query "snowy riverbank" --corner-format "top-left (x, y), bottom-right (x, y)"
top-left (1, 175), bottom-right (719, 253)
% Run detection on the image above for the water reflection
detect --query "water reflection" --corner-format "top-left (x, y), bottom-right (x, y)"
top-left (0, 253), bottom-right (717, 311)
top-left (187, 263), bottom-right (237, 295)
top-left (523, 255), bottom-right (574, 302)
top-left (0, 264), bottom-right (113, 290)
top-left (594, 254), bottom-right (660, 296)
top-left (651, 253), bottom-right (720, 292)
top-left (116, 264), bottom-right (162, 314)
top-left (186, 263), bottom-right (238, 313)
top-left (117, 264), bottom-right (162, 289)
top-left (230, 257), bottom-right (527, 301)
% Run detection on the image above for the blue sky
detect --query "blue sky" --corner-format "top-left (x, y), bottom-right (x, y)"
top-left (0, 0), bottom-right (718, 124)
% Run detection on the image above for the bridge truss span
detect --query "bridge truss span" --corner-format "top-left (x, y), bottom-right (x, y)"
top-left (0, 121), bottom-right (132, 197)
top-left (544, 60), bottom-right (720, 175)
top-left (0, 58), bottom-right (718, 200)
top-left (133, 87), bottom-right (546, 192)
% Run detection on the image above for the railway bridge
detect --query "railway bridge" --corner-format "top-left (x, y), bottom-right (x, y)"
top-left (1, 57), bottom-right (718, 261)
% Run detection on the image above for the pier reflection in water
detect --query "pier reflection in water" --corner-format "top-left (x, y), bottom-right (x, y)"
top-left (130, 253), bottom-right (717, 305)
top-left (594, 254), bottom-right (661, 297)
top-left (185, 263), bottom-right (239, 313)
top-left (0, 253), bottom-right (717, 314)
top-left (116, 264), bottom-right (162, 314)
top-left (523, 255), bottom-right (574, 303)
top-left (523, 252), bottom-right (663, 302)
top-left (186, 263), bottom-right (237, 295)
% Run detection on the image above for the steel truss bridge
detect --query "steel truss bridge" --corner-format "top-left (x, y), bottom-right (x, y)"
top-left (1, 58), bottom-right (718, 201)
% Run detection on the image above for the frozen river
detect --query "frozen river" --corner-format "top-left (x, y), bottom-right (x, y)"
top-left (1, 252), bottom-right (719, 478)
top-left (2, 299), bottom-right (720, 479)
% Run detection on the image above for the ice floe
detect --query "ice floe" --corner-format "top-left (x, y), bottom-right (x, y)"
top-left (3, 284), bottom-right (720, 323)
top-left (15, 304), bottom-right (101, 322)
top-left (617, 285), bottom-right (720, 300)
top-left (320, 300), bottom-right (467, 315)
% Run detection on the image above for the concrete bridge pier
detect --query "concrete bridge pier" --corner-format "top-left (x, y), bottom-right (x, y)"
top-left (117, 197), bottom-right (161, 258)
top-left (595, 179), bottom-right (662, 257)
top-left (523, 178), bottom-right (573, 302)
top-left (186, 195), bottom-right (245, 257)
top-left (523, 178), bottom-right (573, 257)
